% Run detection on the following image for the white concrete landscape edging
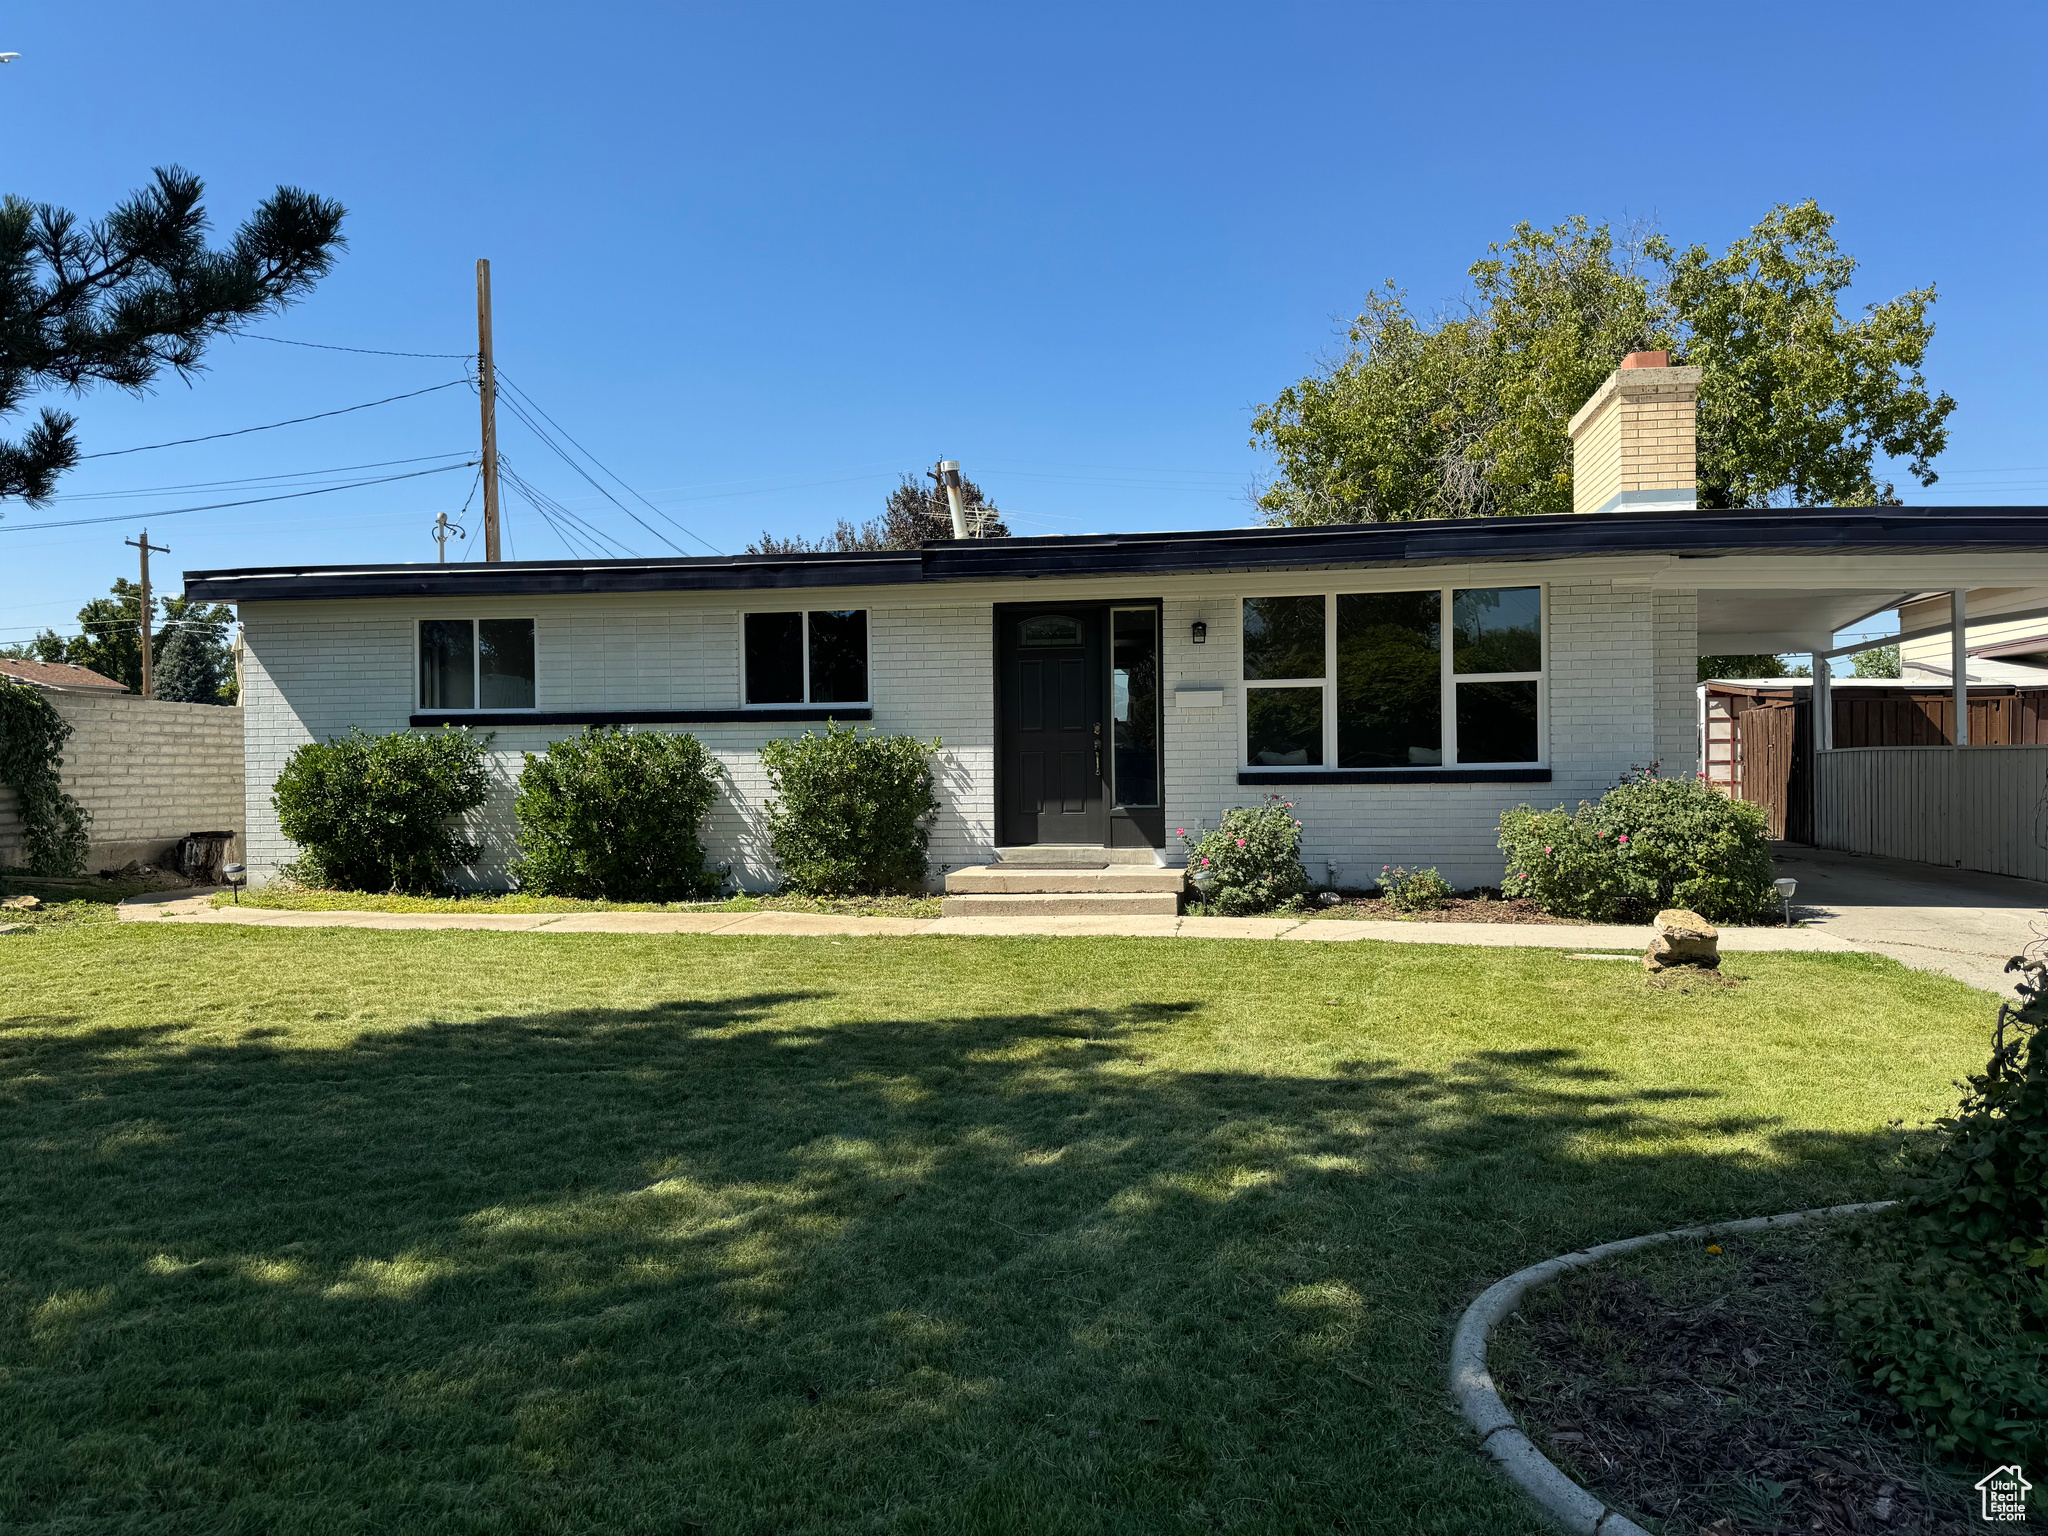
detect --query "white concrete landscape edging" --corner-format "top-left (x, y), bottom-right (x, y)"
top-left (1448, 1201), bottom-right (1896, 1536)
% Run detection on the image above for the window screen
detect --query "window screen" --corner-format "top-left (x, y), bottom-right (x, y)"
top-left (479, 619), bottom-right (536, 709)
top-left (808, 610), bottom-right (868, 703)
top-left (419, 620), bottom-right (473, 709)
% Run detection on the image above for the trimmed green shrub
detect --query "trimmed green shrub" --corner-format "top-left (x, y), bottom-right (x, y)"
top-left (1825, 976), bottom-right (2048, 1464)
top-left (1379, 864), bottom-right (1453, 912)
top-left (759, 721), bottom-right (940, 895)
top-left (0, 679), bottom-right (90, 875)
top-left (1498, 768), bottom-right (1777, 924)
top-left (511, 728), bottom-right (727, 901)
top-left (1177, 797), bottom-right (1311, 915)
top-left (273, 726), bottom-right (492, 894)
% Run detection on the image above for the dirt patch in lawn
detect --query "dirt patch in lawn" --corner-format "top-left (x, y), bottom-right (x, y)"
top-left (1489, 1222), bottom-right (1974, 1534)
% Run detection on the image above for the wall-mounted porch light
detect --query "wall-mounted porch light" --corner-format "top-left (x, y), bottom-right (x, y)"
top-left (1191, 620), bottom-right (1207, 645)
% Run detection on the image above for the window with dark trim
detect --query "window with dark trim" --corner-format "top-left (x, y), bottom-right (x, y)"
top-left (744, 610), bottom-right (869, 706)
top-left (418, 618), bottom-right (536, 710)
top-left (1241, 587), bottom-right (1543, 770)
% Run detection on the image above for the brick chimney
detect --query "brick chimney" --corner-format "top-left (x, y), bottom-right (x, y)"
top-left (1565, 350), bottom-right (1701, 515)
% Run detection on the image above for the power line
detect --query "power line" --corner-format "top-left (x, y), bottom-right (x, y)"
top-left (493, 370), bottom-right (722, 554)
top-left (54, 452), bottom-right (474, 502)
top-left (493, 390), bottom-right (681, 555)
top-left (0, 462), bottom-right (476, 533)
top-left (237, 333), bottom-right (474, 360)
top-left (500, 460), bottom-right (632, 559)
top-left (79, 380), bottom-right (470, 459)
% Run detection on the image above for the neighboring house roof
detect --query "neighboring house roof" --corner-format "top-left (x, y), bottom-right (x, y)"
top-left (184, 504), bottom-right (2048, 602)
top-left (0, 656), bottom-right (127, 692)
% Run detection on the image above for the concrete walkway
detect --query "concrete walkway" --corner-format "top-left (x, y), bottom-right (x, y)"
top-left (119, 888), bottom-right (1858, 954)
top-left (1776, 844), bottom-right (2048, 995)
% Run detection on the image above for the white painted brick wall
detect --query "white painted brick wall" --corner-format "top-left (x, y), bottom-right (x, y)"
top-left (240, 599), bottom-right (995, 890)
top-left (240, 578), bottom-right (1682, 893)
top-left (0, 693), bottom-right (243, 868)
top-left (1159, 581), bottom-right (1676, 889)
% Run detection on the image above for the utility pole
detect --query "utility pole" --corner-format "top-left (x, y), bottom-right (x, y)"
top-left (476, 258), bottom-right (502, 562)
top-left (125, 528), bottom-right (169, 699)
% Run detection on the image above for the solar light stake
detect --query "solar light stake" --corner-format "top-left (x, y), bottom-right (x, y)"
top-left (1772, 876), bottom-right (1797, 927)
top-left (223, 863), bottom-right (247, 905)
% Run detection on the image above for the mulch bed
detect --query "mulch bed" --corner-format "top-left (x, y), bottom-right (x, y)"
top-left (1310, 892), bottom-right (1580, 924)
top-left (1488, 1223), bottom-right (1974, 1535)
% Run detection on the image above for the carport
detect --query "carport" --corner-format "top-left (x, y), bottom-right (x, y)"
top-left (1628, 516), bottom-right (2048, 882)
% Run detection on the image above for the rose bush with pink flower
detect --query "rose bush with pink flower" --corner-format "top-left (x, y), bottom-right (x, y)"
top-left (1176, 795), bottom-right (1312, 915)
top-left (1496, 765), bottom-right (1776, 923)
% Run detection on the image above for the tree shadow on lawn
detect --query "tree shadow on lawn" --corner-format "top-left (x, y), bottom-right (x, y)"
top-left (0, 989), bottom-right (1922, 1535)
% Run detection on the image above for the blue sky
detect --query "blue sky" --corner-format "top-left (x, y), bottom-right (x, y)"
top-left (2, 0), bottom-right (2042, 650)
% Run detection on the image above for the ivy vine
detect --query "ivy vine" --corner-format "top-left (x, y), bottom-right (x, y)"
top-left (0, 679), bottom-right (91, 875)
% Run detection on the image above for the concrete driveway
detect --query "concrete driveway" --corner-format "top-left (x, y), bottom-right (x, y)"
top-left (1774, 844), bottom-right (2048, 996)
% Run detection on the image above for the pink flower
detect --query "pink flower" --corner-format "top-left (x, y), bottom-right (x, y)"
top-left (1544, 846), bottom-right (1553, 854)
top-left (1235, 838), bottom-right (1246, 847)
top-left (1618, 834), bottom-right (1629, 844)
top-left (1201, 857), bottom-right (1211, 866)
top-left (1175, 828), bottom-right (1185, 836)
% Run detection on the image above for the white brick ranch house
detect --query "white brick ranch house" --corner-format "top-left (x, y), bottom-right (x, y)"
top-left (186, 359), bottom-right (2048, 896)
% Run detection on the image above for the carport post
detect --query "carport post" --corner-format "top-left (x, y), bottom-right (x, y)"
top-left (1814, 655), bottom-right (1832, 751)
top-left (1951, 589), bottom-right (1970, 746)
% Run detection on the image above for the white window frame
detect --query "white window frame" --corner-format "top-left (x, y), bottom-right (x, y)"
top-left (414, 615), bottom-right (539, 713)
top-left (741, 608), bottom-right (872, 709)
top-left (1239, 585), bottom-right (1547, 771)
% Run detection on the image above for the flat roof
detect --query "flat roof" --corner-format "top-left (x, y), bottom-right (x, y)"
top-left (185, 504), bottom-right (2048, 603)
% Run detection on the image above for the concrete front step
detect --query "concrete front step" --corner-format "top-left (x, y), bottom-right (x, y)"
top-left (992, 845), bottom-right (1161, 868)
top-left (946, 864), bottom-right (1187, 894)
top-left (942, 891), bottom-right (1183, 917)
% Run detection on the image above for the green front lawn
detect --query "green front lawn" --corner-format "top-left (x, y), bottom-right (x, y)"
top-left (0, 927), bottom-right (1993, 1533)
top-left (215, 886), bottom-right (945, 918)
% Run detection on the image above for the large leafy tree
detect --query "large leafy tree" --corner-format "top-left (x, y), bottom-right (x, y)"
top-left (4, 579), bottom-right (237, 701)
top-left (1, 166), bottom-right (346, 505)
top-left (748, 471), bottom-right (1009, 554)
top-left (1252, 202), bottom-right (1954, 523)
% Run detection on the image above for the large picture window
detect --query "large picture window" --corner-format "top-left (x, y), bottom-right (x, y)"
top-left (418, 618), bottom-right (536, 710)
top-left (744, 610), bottom-right (869, 706)
top-left (1241, 587), bottom-right (1543, 770)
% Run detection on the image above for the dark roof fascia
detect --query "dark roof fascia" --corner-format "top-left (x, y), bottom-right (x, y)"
top-left (184, 506), bottom-right (2048, 603)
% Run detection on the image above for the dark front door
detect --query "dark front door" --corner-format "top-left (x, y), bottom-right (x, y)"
top-left (999, 606), bottom-right (1107, 846)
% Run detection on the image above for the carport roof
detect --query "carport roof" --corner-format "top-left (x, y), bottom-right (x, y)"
top-left (184, 503), bottom-right (2048, 603)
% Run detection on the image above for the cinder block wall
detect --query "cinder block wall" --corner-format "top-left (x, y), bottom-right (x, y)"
top-left (0, 694), bottom-right (244, 870)
top-left (240, 577), bottom-right (1693, 894)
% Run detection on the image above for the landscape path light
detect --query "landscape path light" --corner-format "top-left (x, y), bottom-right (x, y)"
top-left (222, 863), bottom-right (247, 905)
top-left (1772, 875), bottom-right (1797, 927)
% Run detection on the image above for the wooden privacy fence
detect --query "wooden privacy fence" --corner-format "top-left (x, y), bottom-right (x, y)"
top-left (1813, 746), bottom-right (2048, 881)
top-left (1832, 691), bottom-right (2048, 748)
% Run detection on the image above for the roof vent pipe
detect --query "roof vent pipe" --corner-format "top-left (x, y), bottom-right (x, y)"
top-left (936, 460), bottom-right (969, 538)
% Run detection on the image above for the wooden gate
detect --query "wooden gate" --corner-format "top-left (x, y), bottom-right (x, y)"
top-left (1734, 702), bottom-right (1811, 841)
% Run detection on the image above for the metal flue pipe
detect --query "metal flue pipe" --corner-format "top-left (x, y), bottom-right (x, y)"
top-left (937, 460), bottom-right (969, 539)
